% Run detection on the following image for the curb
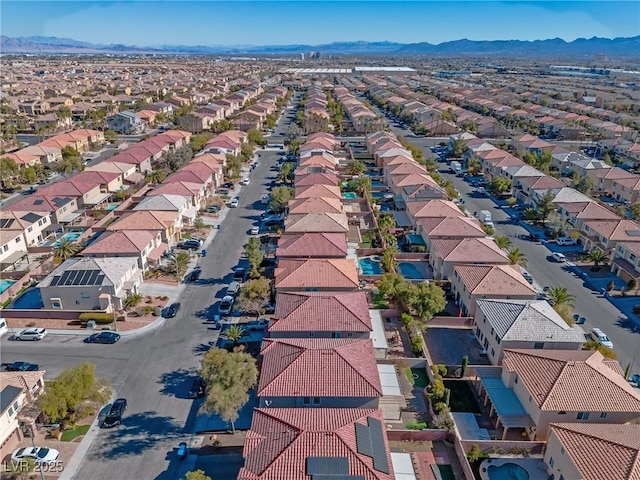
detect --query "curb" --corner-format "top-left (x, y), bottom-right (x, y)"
top-left (7, 315), bottom-right (167, 338)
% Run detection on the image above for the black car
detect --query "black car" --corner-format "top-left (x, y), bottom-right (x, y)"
top-left (189, 269), bottom-right (201, 282)
top-left (222, 182), bottom-right (234, 189)
top-left (187, 376), bottom-right (205, 398)
top-left (232, 268), bottom-right (246, 283)
top-left (3, 361), bottom-right (39, 372)
top-left (86, 331), bottom-right (121, 344)
top-left (103, 398), bottom-right (127, 428)
top-left (165, 302), bottom-right (181, 318)
top-left (178, 240), bottom-right (201, 250)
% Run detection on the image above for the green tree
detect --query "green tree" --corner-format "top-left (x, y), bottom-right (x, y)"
top-left (244, 237), bottom-right (264, 279)
top-left (278, 162), bottom-right (294, 185)
top-left (168, 251), bottom-right (191, 283)
top-left (235, 277), bottom-right (271, 318)
top-left (199, 348), bottom-right (258, 433)
top-left (0, 157), bottom-right (19, 186)
top-left (408, 282), bottom-right (446, 324)
top-left (547, 286), bottom-right (575, 311)
top-left (104, 130), bottom-right (119, 143)
top-left (124, 293), bottom-right (142, 309)
top-left (583, 340), bottom-right (617, 359)
top-left (494, 235), bottom-right (512, 250)
top-left (581, 249), bottom-right (609, 271)
top-left (225, 154), bottom-right (242, 178)
top-left (507, 247), bottom-right (528, 267)
top-left (7, 456), bottom-right (36, 480)
top-left (53, 238), bottom-right (81, 264)
top-left (269, 186), bottom-right (294, 213)
top-left (193, 217), bottom-right (206, 230)
top-left (487, 177), bottom-right (512, 195)
top-left (381, 246), bottom-right (398, 273)
top-left (190, 132), bottom-right (213, 153)
top-left (56, 105), bottom-right (73, 118)
top-left (345, 160), bottom-right (367, 176)
top-left (38, 362), bottom-right (110, 425)
top-left (574, 174), bottom-right (595, 195)
top-left (247, 128), bottom-right (266, 146)
top-left (183, 470), bottom-right (212, 480)
top-left (523, 207), bottom-right (539, 223)
top-left (19, 166), bottom-right (37, 184)
top-left (220, 324), bottom-right (246, 347)
top-left (467, 444), bottom-right (481, 463)
top-left (377, 272), bottom-right (405, 300)
top-left (449, 138), bottom-right (467, 157)
top-left (629, 203), bottom-right (640, 220)
top-left (466, 157), bottom-right (482, 175)
top-left (535, 191), bottom-right (556, 224)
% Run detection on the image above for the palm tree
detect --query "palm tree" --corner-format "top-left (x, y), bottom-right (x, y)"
top-left (168, 251), bottom-right (190, 283)
top-left (581, 249), bottom-right (610, 272)
top-left (547, 286), bottom-right (575, 309)
top-left (535, 191), bottom-right (556, 224)
top-left (507, 247), bottom-right (528, 267)
top-left (381, 246), bottom-right (398, 273)
top-left (494, 235), bottom-right (511, 250)
top-left (53, 238), bottom-right (80, 264)
top-left (345, 160), bottom-right (367, 176)
top-left (124, 293), bottom-right (142, 309)
top-left (220, 325), bottom-right (246, 347)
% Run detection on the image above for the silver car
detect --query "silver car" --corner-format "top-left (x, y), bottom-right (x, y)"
top-left (14, 327), bottom-right (48, 341)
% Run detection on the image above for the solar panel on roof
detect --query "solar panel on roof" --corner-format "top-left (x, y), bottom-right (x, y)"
top-left (367, 417), bottom-right (390, 474)
top-left (72, 271), bottom-right (85, 285)
top-left (306, 457), bottom-right (349, 475)
top-left (59, 270), bottom-right (72, 285)
top-left (355, 423), bottom-right (373, 457)
top-left (0, 218), bottom-right (13, 228)
top-left (96, 275), bottom-right (105, 285)
top-left (88, 270), bottom-right (100, 285)
top-left (312, 476), bottom-right (365, 480)
top-left (50, 276), bottom-right (60, 287)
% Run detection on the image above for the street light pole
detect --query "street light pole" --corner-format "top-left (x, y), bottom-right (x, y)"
top-left (27, 423), bottom-right (46, 480)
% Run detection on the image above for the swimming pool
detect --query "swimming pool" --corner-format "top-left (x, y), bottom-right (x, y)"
top-left (398, 262), bottom-right (426, 280)
top-left (485, 462), bottom-right (530, 480)
top-left (371, 180), bottom-right (386, 188)
top-left (0, 279), bottom-right (16, 294)
top-left (53, 232), bottom-right (81, 247)
top-left (359, 256), bottom-right (383, 275)
top-left (343, 192), bottom-right (358, 199)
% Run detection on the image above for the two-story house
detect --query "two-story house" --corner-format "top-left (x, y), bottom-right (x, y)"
top-left (274, 259), bottom-right (359, 292)
top-left (106, 110), bottom-right (144, 134)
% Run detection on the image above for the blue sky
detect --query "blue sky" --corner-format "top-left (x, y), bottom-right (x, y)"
top-left (2, 1), bottom-right (638, 46)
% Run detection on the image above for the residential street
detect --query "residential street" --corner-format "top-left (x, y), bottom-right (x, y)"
top-left (1, 148), bottom-right (280, 480)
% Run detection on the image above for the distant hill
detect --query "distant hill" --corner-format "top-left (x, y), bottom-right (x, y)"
top-left (1, 35), bottom-right (638, 58)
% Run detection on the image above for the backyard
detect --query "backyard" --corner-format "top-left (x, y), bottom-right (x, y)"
top-left (444, 380), bottom-right (481, 413)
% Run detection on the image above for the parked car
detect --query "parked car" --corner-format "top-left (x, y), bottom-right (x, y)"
top-left (628, 374), bottom-right (640, 387)
top-left (227, 281), bottom-right (241, 296)
top-left (165, 303), bottom-right (181, 318)
top-left (12, 447), bottom-right (60, 465)
top-left (222, 182), bottom-right (234, 189)
top-left (86, 332), bottom-right (121, 344)
top-left (103, 398), bottom-right (127, 428)
top-left (219, 295), bottom-right (235, 315)
top-left (240, 177), bottom-right (250, 186)
top-left (177, 441), bottom-right (188, 459)
top-left (233, 268), bottom-right (246, 283)
top-left (178, 240), bottom-right (201, 250)
top-left (556, 237), bottom-right (577, 246)
top-left (14, 327), bottom-right (47, 341)
top-left (189, 269), bottom-right (202, 282)
top-left (521, 270), bottom-right (534, 284)
top-left (551, 252), bottom-right (568, 263)
top-left (187, 376), bottom-right (205, 398)
top-left (261, 194), bottom-right (270, 205)
top-left (591, 328), bottom-right (613, 349)
top-left (250, 226), bottom-right (260, 235)
top-left (572, 314), bottom-right (586, 325)
top-left (228, 198), bottom-right (239, 208)
top-left (204, 205), bottom-right (220, 214)
top-left (2, 361), bottom-right (39, 372)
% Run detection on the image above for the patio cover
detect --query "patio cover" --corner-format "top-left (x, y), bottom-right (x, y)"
top-left (377, 364), bottom-right (402, 396)
top-left (83, 192), bottom-right (112, 206)
top-left (479, 374), bottom-right (534, 428)
top-left (183, 206), bottom-right (198, 219)
top-left (0, 250), bottom-right (28, 267)
top-left (57, 210), bottom-right (85, 223)
top-left (452, 412), bottom-right (492, 440)
top-left (392, 210), bottom-right (413, 228)
top-left (391, 453), bottom-right (417, 480)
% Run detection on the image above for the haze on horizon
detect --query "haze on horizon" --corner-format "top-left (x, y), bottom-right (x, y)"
top-left (1, 0), bottom-right (639, 47)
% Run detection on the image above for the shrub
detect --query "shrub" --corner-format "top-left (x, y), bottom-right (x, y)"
top-left (431, 364), bottom-right (448, 377)
top-left (405, 421), bottom-right (427, 430)
top-left (467, 444), bottom-right (481, 462)
top-left (143, 306), bottom-right (154, 316)
top-left (78, 312), bottom-right (113, 324)
top-left (410, 335), bottom-right (423, 356)
top-left (401, 313), bottom-right (414, 329)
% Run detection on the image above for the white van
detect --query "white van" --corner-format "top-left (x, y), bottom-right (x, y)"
top-left (227, 281), bottom-right (241, 296)
top-left (0, 318), bottom-right (7, 337)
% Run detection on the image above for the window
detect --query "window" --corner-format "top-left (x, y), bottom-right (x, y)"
top-left (308, 332), bottom-right (315, 337)
top-left (495, 335), bottom-right (501, 344)
top-left (600, 412), bottom-right (607, 419)
top-left (533, 342), bottom-right (544, 349)
top-left (331, 332), bottom-right (341, 338)
top-left (75, 300), bottom-right (80, 305)
top-left (577, 411), bottom-right (590, 420)
top-left (8, 406), bottom-right (14, 417)
top-left (514, 376), bottom-right (518, 384)
top-left (28, 226), bottom-right (33, 232)
top-left (558, 411), bottom-right (567, 415)
top-left (81, 292), bottom-right (90, 299)
top-left (13, 401), bottom-right (19, 411)
top-left (3, 245), bottom-right (7, 252)
top-left (549, 458), bottom-right (554, 468)
top-left (491, 348), bottom-right (495, 357)
top-left (528, 395), bottom-right (532, 403)
top-left (347, 332), bottom-right (353, 337)
top-left (312, 397), bottom-right (321, 405)
top-left (15, 237), bottom-right (20, 243)
top-left (51, 298), bottom-right (62, 309)
top-left (303, 397), bottom-right (311, 406)
top-left (560, 447), bottom-right (565, 455)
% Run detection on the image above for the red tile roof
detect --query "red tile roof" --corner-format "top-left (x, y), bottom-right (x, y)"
top-left (288, 197), bottom-right (343, 215)
top-left (294, 172), bottom-right (340, 187)
top-left (276, 233), bottom-right (348, 258)
top-left (417, 216), bottom-right (486, 238)
top-left (258, 338), bottom-right (382, 397)
top-left (503, 349), bottom-right (640, 411)
top-left (82, 230), bottom-right (154, 255)
top-left (239, 408), bottom-right (394, 480)
top-left (275, 259), bottom-right (359, 290)
top-left (454, 264), bottom-right (537, 296)
top-left (271, 292), bottom-right (372, 333)
top-left (549, 423), bottom-right (640, 480)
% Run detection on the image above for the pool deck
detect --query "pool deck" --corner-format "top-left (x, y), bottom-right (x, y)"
top-left (479, 458), bottom-right (548, 480)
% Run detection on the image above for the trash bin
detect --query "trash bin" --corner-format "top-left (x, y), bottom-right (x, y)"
top-left (87, 320), bottom-right (96, 330)
top-left (154, 306), bottom-right (162, 316)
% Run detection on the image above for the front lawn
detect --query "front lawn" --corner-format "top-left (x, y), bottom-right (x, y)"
top-left (360, 230), bottom-right (375, 248)
top-left (443, 380), bottom-right (481, 413)
top-left (61, 424), bottom-right (91, 442)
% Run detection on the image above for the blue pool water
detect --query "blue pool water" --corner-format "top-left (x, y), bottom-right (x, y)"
top-left (398, 262), bottom-right (425, 280)
top-left (9, 288), bottom-right (44, 309)
top-left (487, 463), bottom-right (530, 480)
top-left (0, 279), bottom-right (16, 294)
top-left (53, 232), bottom-right (81, 247)
top-left (343, 192), bottom-right (358, 199)
top-left (359, 256), bottom-right (383, 275)
top-left (371, 191), bottom-right (386, 198)
top-left (106, 204), bottom-right (119, 211)
top-left (371, 180), bottom-right (386, 188)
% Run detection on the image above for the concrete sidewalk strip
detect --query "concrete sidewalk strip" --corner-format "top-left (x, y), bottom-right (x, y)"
top-left (58, 413), bottom-right (102, 480)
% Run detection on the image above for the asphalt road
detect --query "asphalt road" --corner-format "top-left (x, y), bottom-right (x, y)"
top-left (434, 162), bottom-right (640, 374)
top-left (0, 148), bottom-right (280, 480)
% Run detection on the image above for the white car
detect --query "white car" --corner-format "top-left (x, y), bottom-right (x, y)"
top-left (556, 237), bottom-right (577, 246)
top-left (14, 327), bottom-right (47, 341)
top-left (12, 446), bottom-right (60, 465)
top-left (240, 177), bottom-right (250, 186)
top-left (591, 328), bottom-right (613, 349)
top-left (228, 198), bottom-right (239, 208)
top-left (551, 252), bottom-right (567, 263)
top-left (250, 226), bottom-right (260, 235)
top-left (521, 270), bottom-right (534, 284)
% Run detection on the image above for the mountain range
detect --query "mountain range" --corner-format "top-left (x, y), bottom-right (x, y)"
top-left (1, 35), bottom-right (639, 58)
